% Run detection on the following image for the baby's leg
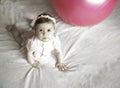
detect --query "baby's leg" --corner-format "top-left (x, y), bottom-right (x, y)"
top-left (6, 25), bottom-right (23, 47)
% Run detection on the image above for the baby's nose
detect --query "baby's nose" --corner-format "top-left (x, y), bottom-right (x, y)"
top-left (43, 31), bottom-right (47, 36)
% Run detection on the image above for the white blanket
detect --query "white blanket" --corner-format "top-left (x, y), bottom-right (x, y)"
top-left (0, 0), bottom-right (120, 88)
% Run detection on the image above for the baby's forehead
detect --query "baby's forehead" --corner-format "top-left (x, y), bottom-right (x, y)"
top-left (36, 22), bottom-right (54, 29)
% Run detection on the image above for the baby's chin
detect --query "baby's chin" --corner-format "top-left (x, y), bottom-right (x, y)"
top-left (37, 36), bottom-right (52, 42)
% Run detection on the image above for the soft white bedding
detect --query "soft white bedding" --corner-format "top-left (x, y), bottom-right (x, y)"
top-left (0, 0), bottom-right (120, 88)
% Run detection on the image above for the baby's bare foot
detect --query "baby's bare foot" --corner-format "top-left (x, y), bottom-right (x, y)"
top-left (6, 25), bottom-right (16, 31)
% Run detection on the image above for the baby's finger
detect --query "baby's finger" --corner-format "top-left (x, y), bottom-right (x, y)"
top-left (63, 67), bottom-right (68, 72)
top-left (64, 67), bottom-right (68, 70)
top-left (61, 67), bottom-right (65, 71)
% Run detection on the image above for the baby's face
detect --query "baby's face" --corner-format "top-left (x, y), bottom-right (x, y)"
top-left (35, 22), bottom-right (55, 42)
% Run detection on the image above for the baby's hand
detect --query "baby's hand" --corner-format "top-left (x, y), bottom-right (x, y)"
top-left (55, 63), bottom-right (68, 72)
top-left (32, 60), bottom-right (41, 69)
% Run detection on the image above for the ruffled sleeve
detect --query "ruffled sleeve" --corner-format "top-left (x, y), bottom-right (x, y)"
top-left (53, 35), bottom-right (63, 60)
top-left (53, 35), bottom-right (62, 52)
top-left (26, 37), bottom-right (36, 52)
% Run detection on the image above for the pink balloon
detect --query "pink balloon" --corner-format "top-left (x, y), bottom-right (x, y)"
top-left (52, 0), bottom-right (118, 26)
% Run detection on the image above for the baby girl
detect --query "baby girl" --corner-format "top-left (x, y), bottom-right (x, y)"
top-left (6, 13), bottom-right (67, 71)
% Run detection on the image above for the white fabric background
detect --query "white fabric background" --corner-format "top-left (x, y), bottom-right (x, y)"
top-left (0, 0), bottom-right (120, 88)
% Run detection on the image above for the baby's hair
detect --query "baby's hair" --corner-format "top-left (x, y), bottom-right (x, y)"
top-left (34, 13), bottom-right (55, 30)
top-left (37, 13), bottom-right (52, 18)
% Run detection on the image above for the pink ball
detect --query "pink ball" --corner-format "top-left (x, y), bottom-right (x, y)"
top-left (52, 0), bottom-right (118, 26)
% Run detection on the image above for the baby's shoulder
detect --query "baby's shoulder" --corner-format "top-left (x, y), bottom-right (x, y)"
top-left (53, 35), bottom-right (60, 41)
top-left (52, 35), bottom-right (61, 45)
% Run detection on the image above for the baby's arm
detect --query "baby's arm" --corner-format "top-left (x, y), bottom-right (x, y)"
top-left (54, 49), bottom-right (62, 63)
top-left (54, 49), bottom-right (68, 71)
top-left (27, 50), bottom-right (41, 69)
top-left (26, 39), bottom-right (41, 69)
top-left (53, 37), bottom-right (68, 71)
top-left (27, 50), bottom-right (35, 65)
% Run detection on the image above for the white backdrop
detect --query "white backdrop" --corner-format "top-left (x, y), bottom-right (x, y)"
top-left (0, 0), bottom-right (120, 88)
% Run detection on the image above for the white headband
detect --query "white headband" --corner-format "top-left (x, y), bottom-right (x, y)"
top-left (31, 14), bottom-right (56, 27)
top-left (37, 15), bottom-right (56, 24)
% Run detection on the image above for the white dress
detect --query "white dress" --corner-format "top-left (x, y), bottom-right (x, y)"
top-left (20, 33), bottom-right (68, 88)
top-left (26, 35), bottom-right (62, 67)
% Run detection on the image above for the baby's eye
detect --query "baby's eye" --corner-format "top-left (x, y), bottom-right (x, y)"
top-left (47, 29), bottom-right (51, 32)
top-left (39, 29), bottom-right (43, 32)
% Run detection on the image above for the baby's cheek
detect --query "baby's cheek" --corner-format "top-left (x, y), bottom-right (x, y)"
top-left (38, 33), bottom-right (43, 38)
top-left (40, 34), bottom-right (43, 38)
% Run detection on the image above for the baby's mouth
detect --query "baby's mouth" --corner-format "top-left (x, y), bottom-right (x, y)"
top-left (43, 37), bottom-right (48, 40)
top-left (42, 37), bottom-right (50, 41)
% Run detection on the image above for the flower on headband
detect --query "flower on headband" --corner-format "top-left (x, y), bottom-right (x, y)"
top-left (30, 14), bottom-right (56, 27)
